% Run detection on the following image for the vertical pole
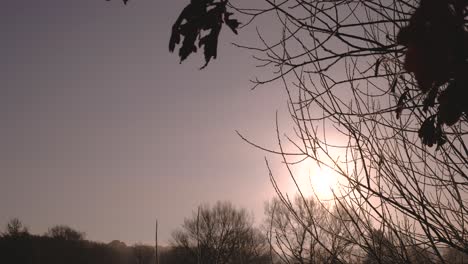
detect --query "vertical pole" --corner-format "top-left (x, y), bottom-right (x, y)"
top-left (196, 206), bottom-right (201, 264)
top-left (155, 219), bottom-right (159, 264)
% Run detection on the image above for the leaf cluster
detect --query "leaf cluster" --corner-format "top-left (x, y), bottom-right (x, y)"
top-left (417, 115), bottom-right (446, 148)
top-left (397, 0), bottom-right (468, 146)
top-left (169, 0), bottom-right (240, 69)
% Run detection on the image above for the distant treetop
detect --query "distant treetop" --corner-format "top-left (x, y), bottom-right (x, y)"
top-left (45, 225), bottom-right (85, 241)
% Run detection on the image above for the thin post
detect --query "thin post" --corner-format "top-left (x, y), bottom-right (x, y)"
top-left (197, 206), bottom-right (201, 264)
top-left (155, 219), bottom-right (159, 264)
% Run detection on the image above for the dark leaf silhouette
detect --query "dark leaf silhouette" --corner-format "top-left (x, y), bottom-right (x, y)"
top-left (422, 87), bottom-right (437, 112)
top-left (168, 29), bottom-right (180, 53)
top-left (225, 19), bottom-right (240, 34)
top-left (417, 116), bottom-right (446, 148)
top-left (179, 23), bottom-right (199, 62)
top-left (390, 77), bottom-right (398, 93)
top-left (438, 81), bottom-right (464, 126)
top-left (105, 0), bottom-right (128, 4)
top-left (169, 0), bottom-right (240, 68)
top-left (374, 58), bottom-right (381, 77)
top-left (418, 117), bottom-right (436, 147)
top-left (395, 90), bottom-right (408, 119)
top-left (224, 12), bottom-right (240, 34)
top-left (199, 29), bottom-right (220, 69)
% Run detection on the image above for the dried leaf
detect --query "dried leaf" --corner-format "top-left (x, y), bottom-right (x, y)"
top-left (105, 0), bottom-right (128, 5)
top-left (169, 0), bottom-right (240, 68)
top-left (169, 27), bottom-right (181, 52)
top-left (418, 117), bottom-right (436, 147)
top-left (423, 87), bottom-right (437, 112)
top-left (199, 27), bottom-right (221, 69)
top-left (225, 19), bottom-right (240, 34)
top-left (395, 90), bottom-right (408, 119)
top-left (179, 23), bottom-right (199, 62)
top-left (390, 77), bottom-right (398, 93)
top-left (374, 58), bottom-right (381, 77)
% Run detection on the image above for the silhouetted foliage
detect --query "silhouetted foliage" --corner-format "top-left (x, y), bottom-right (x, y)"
top-left (169, 0), bottom-right (240, 69)
top-left (397, 0), bottom-right (468, 146)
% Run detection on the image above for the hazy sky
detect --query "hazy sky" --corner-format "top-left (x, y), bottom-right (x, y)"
top-left (1, 0), bottom-right (296, 245)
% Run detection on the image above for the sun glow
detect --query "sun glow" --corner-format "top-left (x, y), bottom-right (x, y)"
top-left (288, 161), bottom-right (340, 201)
top-left (310, 166), bottom-right (339, 200)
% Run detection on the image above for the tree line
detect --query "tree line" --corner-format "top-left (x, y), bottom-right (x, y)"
top-left (0, 219), bottom-right (151, 264)
top-left (3, 197), bottom-right (467, 263)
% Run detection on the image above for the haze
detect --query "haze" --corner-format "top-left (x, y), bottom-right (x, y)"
top-left (0, 0), bottom-right (291, 245)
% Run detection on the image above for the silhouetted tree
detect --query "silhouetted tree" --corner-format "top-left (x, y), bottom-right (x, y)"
top-left (171, 201), bottom-right (269, 264)
top-left (2, 218), bottom-right (29, 238)
top-left (265, 196), bottom-right (359, 264)
top-left (45, 225), bottom-right (85, 241)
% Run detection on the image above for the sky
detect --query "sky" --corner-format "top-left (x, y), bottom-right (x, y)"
top-left (0, 0), bottom-right (300, 245)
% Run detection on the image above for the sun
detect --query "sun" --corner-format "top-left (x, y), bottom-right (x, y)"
top-left (309, 166), bottom-right (339, 200)
top-left (288, 161), bottom-right (340, 200)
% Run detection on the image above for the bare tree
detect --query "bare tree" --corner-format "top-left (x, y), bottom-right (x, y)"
top-left (362, 227), bottom-right (436, 264)
top-left (264, 196), bottom-right (360, 264)
top-left (171, 201), bottom-right (269, 264)
top-left (2, 218), bottom-right (29, 238)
